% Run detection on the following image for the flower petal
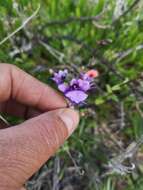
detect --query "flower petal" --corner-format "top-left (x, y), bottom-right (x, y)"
top-left (78, 79), bottom-right (90, 91)
top-left (65, 90), bottom-right (88, 104)
top-left (86, 70), bottom-right (99, 78)
top-left (58, 83), bottom-right (69, 92)
top-left (70, 78), bottom-right (77, 86)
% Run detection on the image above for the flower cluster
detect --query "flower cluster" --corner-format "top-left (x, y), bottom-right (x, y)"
top-left (52, 69), bottom-right (98, 105)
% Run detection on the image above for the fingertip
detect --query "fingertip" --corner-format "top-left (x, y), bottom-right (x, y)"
top-left (58, 108), bottom-right (80, 136)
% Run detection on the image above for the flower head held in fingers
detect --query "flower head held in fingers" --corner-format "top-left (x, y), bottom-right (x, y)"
top-left (52, 69), bottom-right (98, 105)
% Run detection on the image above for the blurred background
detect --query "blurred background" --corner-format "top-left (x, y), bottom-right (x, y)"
top-left (1, 0), bottom-right (143, 189)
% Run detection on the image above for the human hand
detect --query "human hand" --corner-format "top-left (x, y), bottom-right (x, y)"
top-left (0, 64), bottom-right (79, 190)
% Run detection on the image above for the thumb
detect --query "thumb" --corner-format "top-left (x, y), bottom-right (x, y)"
top-left (0, 108), bottom-right (79, 190)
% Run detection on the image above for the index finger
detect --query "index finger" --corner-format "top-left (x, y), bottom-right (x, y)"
top-left (0, 64), bottom-right (67, 111)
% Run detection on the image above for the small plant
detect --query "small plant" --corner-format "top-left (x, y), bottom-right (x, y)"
top-left (52, 69), bottom-right (99, 105)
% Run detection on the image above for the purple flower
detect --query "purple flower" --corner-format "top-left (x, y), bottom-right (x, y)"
top-left (57, 78), bottom-right (90, 104)
top-left (52, 69), bottom-right (68, 84)
top-left (52, 69), bottom-right (97, 105)
top-left (70, 78), bottom-right (90, 92)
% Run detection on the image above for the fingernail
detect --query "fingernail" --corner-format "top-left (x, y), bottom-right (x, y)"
top-left (59, 109), bottom-right (79, 135)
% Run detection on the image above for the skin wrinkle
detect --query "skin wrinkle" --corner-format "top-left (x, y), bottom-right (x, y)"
top-left (57, 114), bottom-right (69, 139)
top-left (20, 119), bottom-right (54, 157)
top-left (12, 70), bottom-right (26, 100)
top-left (0, 128), bottom-right (34, 165)
top-left (0, 186), bottom-right (17, 190)
top-left (34, 113), bottom-right (68, 156)
top-left (19, 134), bottom-right (46, 166)
top-left (0, 166), bottom-right (24, 188)
top-left (0, 132), bottom-right (14, 160)
top-left (9, 64), bottom-right (14, 100)
top-left (50, 114), bottom-right (67, 145)
top-left (0, 112), bottom-right (68, 188)
top-left (0, 132), bottom-right (40, 167)
top-left (26, 129), bottom-right (45, 157)
top-left (16, 74), bottom-right (47, 109)
top-left (0, 158), bottom-right (33, 170)
top-left (38, 118), bottom-right (60, 154)
top-left (0, 178), bottom-right (18, 190)
top-left (6, 64), bottom-right (13, 101)
top-left (0, 146), bottom-right (27, 180)
top-left (0, 65), bottom-right (11, 101)
top-left (5, 153), bottom-right (42, 183)
top-left (0, 131), bottom-right (43, 188)
top-left (0, 165), bottom-right (28, 185)
top-left (16, 136), bottom-right (43, 165)
top-left (34, 85), bottom-right (48, 111)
